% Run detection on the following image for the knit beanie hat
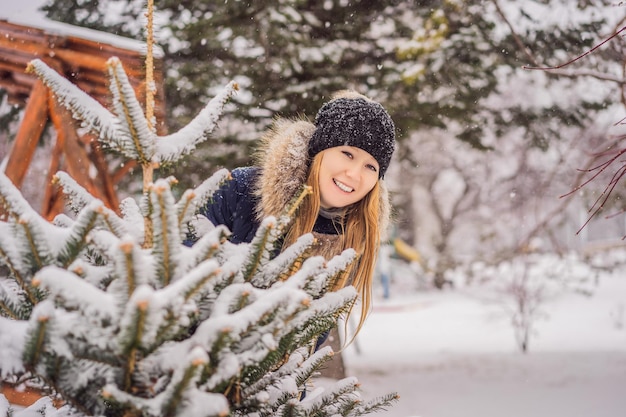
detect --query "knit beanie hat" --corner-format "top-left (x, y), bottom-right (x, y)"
top-left (309, 91), bottom-right (396, 178)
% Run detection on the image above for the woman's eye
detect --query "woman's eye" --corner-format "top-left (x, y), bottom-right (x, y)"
top-left (342, 151), bottom-right (353, 158)
top-left (366, 164), bottom-right (378, 172)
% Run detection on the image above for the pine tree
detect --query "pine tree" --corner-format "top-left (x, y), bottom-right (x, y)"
top-left (41, 0), bottom-right (619, 163)
top-left (0, 9), bottom-right (397, 417)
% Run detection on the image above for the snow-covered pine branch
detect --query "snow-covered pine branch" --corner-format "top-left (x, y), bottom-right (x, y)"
top-left (241, 216), bottom-right (280, 282)
top-left (53, 172), bottom-right (132, 238)
top-left (106, 57), bottom-right (156, 163)
top-left (252, 233), bottom-right (316, 288)
top-left (155, 81), bottom-right (239, 163)
top-left (26, 59), bottom-right (126, 155)
top-left (176, 168), bottom-right (230, 229)
top-left (27, 59), bottom-right (238, 165)
top-left (148, 179), bottom-right (184, 286)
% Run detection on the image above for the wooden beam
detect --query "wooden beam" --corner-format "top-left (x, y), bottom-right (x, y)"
top-left (43, 185), bottom-right (68, 222)
top-left (0, 384), bottom-right (45, 408)
top-left (41, 111), bottom-right (66, 219)
top-left (111, 160), bottom-right (137, 185)
top-left (47, 96), bottom-right (110, 208)
top-left (89, 137), bottom-right (121, 212)
top-left (4, 80), bottom-right (49, 188)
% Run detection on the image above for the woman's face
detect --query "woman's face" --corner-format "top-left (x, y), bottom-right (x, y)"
top-left (318, 146), bottom-right (379, 209)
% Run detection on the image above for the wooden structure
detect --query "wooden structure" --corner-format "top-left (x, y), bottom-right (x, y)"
top-left (0, 19), bottom-right (166, 220)
top-left (0, 18), bottom-right (166, 406)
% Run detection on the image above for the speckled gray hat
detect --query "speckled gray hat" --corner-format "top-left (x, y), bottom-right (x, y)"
top-left (309, 91), bottom-right (396, 178)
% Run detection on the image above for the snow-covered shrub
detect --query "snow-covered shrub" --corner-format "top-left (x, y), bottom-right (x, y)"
top-left (446, 251), bottom-right (601, 352)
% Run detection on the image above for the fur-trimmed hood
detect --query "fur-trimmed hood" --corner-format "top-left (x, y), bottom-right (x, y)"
top-left (252, 118), bottom-right (392, 240)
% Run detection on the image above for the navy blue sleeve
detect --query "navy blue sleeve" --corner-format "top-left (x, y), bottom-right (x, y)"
top-left (200, 171), bottom-right (238, 232)
top-left (197, 167), bottom-right (260, 244)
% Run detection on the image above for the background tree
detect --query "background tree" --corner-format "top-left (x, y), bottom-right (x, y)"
top-left (39, 1), bottom-right (615, 183)
top-left (386, 0), bottom-right (626, 279)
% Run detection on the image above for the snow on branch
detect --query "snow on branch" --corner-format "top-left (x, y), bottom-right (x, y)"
top-left (32, 266), bottom-right (117, 323)
top-left (148, 179), bottom-right (184, 285)
top-left (0, 317), bottom-right (28, 377)
top-left (155, 81), bottom-right (239, 162)
top-left (27, 59), bottom-right (237, 165)
top-left (26, 59), bottom-right (124, 151)
top-left (176, 168), bottom-right (230, 228)
top-left (253, 233), bottom-right (317, 287)
top-left (107, 57), bottom-right (156, 163)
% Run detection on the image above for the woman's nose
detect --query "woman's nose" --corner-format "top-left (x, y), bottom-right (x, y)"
top-left (345, 163), bottom-right (360, 178)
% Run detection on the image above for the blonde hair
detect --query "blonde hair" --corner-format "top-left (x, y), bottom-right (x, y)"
top-left (282, 152), bottom-right (381, 338)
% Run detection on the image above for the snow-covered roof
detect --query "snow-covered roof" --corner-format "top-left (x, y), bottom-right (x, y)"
top-left (0, 12), bottom-right (163, 58)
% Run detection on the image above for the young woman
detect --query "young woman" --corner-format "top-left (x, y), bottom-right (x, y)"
top-left (195, 90), bottom-right (395, 337)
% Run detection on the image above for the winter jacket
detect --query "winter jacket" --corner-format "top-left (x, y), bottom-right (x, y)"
top-left (199, 166), bottom-right (341, 244)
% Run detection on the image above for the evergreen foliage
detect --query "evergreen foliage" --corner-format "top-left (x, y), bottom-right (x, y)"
top-left (0, 52), bottom-right (397, 417)
top-left (40, 0), bottom-right (620, 175)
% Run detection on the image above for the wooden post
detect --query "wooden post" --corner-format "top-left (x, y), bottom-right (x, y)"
top-left (41, 103), bottom-right (66, 219)
top-left (4, 80), bottom-right (49, 188)
top-left (89, 137), bottom-right (121, 211)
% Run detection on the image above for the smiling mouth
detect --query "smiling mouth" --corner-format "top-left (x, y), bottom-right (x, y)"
top-left (334, 179), bottom-right (354, 193)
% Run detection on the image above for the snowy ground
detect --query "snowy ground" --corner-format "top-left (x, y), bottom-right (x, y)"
top-left (330, 264), bottom-right (626, 417)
